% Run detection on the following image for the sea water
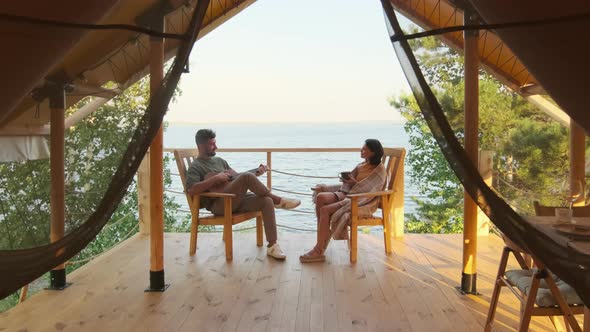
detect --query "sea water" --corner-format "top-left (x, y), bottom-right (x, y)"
top-left (164, 121), bottom-right (422, 231)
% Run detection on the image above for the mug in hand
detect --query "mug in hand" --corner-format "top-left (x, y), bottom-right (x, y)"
top-left (339, 171), bottom-right (352, 181)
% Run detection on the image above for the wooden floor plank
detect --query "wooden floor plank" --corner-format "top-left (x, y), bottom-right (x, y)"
top-left (3, 232), bottom-right (577, 332)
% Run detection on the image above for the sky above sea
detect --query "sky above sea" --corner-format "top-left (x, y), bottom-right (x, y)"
top-left (165, 0), bottom-right (413, 125)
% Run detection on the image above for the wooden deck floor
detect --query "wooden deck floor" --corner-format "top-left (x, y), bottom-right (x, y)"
top-left (0, 232), bottom-right (573, 331)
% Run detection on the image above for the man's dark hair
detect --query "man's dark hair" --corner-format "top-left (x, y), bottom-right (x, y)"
top-left (365, 139), bottom-right (384, 166)
top-left (195, 129), bottom-right (216, 145)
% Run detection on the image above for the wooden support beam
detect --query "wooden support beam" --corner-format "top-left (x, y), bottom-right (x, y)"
top-left (63, 96), bottom-right (111, 129)
top-left (570, 121), bottom-right (586, 206)
top-left (0, 93), bottom-right (116, 137)
top-left (525, 94), bottom-right (570, 127)
top-left (49, 84), bottom-right (67, 289)
top-left (462, 9), bottom-right (479, 294)
top-left (146, 16), bottom-right (167, 292)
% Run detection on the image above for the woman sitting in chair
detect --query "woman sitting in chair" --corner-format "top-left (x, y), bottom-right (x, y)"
top-left (300, 139), bottom-right (387, 263)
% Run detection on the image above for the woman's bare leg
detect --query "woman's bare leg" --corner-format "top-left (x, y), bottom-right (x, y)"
top-left (315, 192), bottom-right (339, 218)
top-left (305, 201), bottom-right (343, 255)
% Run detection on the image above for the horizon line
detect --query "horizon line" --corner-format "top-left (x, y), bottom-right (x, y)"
top-left (166, 119), bottom-right (406, 125)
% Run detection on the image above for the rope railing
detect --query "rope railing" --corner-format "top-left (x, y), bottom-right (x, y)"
top-left (270, 169), bottom-right (338, 179)
top-left (491, 187), bottom-right (535, 215)
top-left (271, 187), bottom-right (313, 197)
top-left (102, 211), bottom-right (135, 230)
top-left (289, 208), bottom-right (315, 214)
top-left (66, 223), bottom-right (139, 266)
top-left (170, 168), bottom-right (338, 180)
top-left (166, 189), bottom-right (185, 195)
top-left (496, 176), bottom-right (562, 199)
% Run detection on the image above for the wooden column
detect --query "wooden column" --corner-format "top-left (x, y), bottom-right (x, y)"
top-left (49, 84), bottom-right (68, 290)
top-left (146, 16), bottom-right (168, 292)
top-left (461, 9), bottom-right (479, 294)
top-left (477, 151), bottom-right (493, 236)
top-left (138, 151), bottom-right (151, 235)
top-left (570, 121), bottom-right (586, 206)
top-left (392, 156), bottom-right (404, 238)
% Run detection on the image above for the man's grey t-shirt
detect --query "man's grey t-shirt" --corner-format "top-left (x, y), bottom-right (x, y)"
top-left (186, 156), bottom-right (230, 210)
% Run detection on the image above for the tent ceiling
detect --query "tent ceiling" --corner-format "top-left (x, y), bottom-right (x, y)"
top-left (391, 0), bottom-right (541, 94)
top-left (0, 0), bottom-right (255, 132)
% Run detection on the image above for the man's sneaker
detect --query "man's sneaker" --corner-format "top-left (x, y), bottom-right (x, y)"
top-left (267, 243), bottom-right (287, 260)
top-left (275, 197), bottom-right (301, 210)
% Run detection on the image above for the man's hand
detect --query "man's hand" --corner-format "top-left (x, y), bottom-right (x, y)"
top-left (214, 172), bottom-right (232, 184)
top-left (255, 164), bottom-right (269, 176)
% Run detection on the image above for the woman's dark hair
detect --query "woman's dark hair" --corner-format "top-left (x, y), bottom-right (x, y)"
top-left (195, 129), bottom-right (216, 145)
top-left (365, 139), bottom-right (384, 165)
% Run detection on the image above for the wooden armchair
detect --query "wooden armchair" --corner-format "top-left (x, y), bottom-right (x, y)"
top-left (349, 148), bottom-right (405, 263)
top-left (484, 201), bottom-right (586, 331)
top-left (485, 246), bottom-right (584, 332)
top-left (174, 148), bottom-right (263, 261)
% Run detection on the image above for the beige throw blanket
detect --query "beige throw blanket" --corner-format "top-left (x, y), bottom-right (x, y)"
top-left (313, 163), bottom-right (387, 245)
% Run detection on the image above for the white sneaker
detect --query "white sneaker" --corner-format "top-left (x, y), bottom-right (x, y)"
top-left (274, 197), bottom-right (301, 210)
top-left (267, 243), bottom-right (287, 260)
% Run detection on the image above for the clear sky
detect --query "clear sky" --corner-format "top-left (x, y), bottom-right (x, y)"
top-left (165, 0), bottom-right (411, 124)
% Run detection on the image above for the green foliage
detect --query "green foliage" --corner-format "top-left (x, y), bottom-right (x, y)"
top-left (392, 28), bottom-right (569, 233)
top-left (0, 77), bottom-right (181, 311)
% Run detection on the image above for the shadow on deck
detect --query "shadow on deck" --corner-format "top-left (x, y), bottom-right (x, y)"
top-left (1, 233), bottom-right (563, 331)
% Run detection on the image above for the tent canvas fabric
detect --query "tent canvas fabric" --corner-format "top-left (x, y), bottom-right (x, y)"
top-left (380, 0), bottom-right (590, 305)
top-left (0, 137), bottom-right (50, 162)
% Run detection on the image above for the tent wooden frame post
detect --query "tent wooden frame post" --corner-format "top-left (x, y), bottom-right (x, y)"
top-left (570, 121), bottom-right (586, 206)
top-left (146, 16), bottom-right (168, 292)
top-left (48, 84), bottom-right (69, 290)
top-left (461, 9), bottom-right (479, 294)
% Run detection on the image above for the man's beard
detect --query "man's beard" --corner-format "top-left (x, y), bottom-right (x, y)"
top-left (207, 151), bottom-right (216, 156)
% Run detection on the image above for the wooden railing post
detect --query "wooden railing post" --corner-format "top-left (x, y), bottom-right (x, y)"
top-left (19, 285), bottom-right (28, 303)
top-left (392, 155), bottom-right (404, 238)
top-left (138, 151), bottom-right (151, 235)
top-left (570, 121), bottom-right (586, 206)
top-left (266, 151), bottom-right (272, 191)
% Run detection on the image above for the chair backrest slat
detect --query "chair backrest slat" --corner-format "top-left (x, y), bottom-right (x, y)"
top-left (174, 149), bottom-right (201, 212)
top-left (381, 148), bottom-right (405, 191)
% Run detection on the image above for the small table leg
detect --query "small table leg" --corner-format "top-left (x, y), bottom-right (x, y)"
top-left (584, 307), bottom-right (589, 332)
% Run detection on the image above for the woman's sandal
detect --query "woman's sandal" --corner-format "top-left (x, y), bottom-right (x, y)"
top-left (299, 249), bottom-right (326, 263)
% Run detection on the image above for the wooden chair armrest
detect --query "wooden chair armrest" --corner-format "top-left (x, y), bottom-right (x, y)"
top-left (198, 192), bottom-right (237, 198)
top-left (346, 190), bottom-right (395, 199)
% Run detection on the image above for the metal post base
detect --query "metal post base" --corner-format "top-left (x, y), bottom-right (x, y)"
top-left (145, 270), bottom-right (169, 292)
top-left (45, 269), bottom-right (71, 290)
top-left (458, 272), bottom-right (479, 295)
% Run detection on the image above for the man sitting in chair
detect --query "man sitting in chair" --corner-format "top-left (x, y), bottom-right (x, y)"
top-left (185, 129), bottom-right (301, 260)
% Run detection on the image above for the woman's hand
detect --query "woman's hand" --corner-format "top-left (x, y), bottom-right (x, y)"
top-left (342, 175), bottom-right (358, 186)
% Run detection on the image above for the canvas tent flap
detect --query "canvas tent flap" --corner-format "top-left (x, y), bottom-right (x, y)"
top-left (0, 136), bottom-right (50, 162)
